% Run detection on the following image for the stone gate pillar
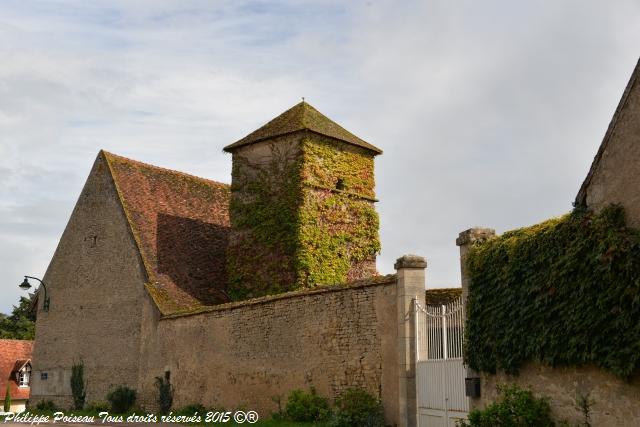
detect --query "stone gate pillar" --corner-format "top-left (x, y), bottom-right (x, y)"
top-left (395, 254), bottom-right (427, 427)
top-left (456, 227), bottom-right (495, 409)
top-left (456, 228), bottom-right (495, 306)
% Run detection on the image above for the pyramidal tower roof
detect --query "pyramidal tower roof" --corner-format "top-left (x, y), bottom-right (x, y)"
top-left (223, 101), bottom-right (382, 154)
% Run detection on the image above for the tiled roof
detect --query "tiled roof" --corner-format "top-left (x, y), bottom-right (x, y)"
top-left (11, 360), bottom-right (30, 373)
top-left (223, 102), bottom-right (382, 154)
top-left (102, 151), bottom-right (231, 315)
top-left (0, 339), bottom-right (33, 401)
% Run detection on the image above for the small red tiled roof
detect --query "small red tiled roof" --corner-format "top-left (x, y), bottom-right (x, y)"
top-left (11, 360), bottom-right (30, 373)
top-left (0, 339), bottom-right (33, 401)
top-left (102, 151), bottom-right (231, 315)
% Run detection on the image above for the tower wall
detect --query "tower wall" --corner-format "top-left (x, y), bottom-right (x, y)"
top-left (227, 134), bottom-right (303, 299)
top-left (227, 131), bottom-right (380, 300)
top-left (297, 135), bottom-right (379, 286)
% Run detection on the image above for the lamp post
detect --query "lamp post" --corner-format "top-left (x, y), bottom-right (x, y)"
top-left (19, 276), bottom-right (50, 312)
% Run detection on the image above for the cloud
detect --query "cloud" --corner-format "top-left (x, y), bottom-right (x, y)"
top-left (1, 0), bottom-right (639, 312)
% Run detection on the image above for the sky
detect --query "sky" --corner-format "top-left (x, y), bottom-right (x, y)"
top-left (1, 0), bottom-right (639, 314)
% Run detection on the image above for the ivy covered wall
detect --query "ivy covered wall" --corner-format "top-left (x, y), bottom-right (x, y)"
top-left (227, 132), bottom-right (380, 300)
top-left (297, 137), bottom-right (380, 287)
top-left (227, 138), bottom-right (302, 300)
top-left (464, 205), bottom-right (640, 379)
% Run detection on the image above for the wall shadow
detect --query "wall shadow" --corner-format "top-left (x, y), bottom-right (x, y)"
top-left (157, 213), bottom-right (230, 305)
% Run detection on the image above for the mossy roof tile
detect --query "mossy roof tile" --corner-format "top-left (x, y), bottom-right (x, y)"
top-left (102, 151), bottom-right (231, 315)
top-left (224, 101), bottom-right (382, 154)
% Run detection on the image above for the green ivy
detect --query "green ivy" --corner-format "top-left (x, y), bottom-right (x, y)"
top-left (227, 137), bottom-right (380, 299)
top-left (465, 204), bottom-right (640, 378)
top-left (227, 141), bottom-right (302, 300)
top-left (296, 138), bottom-right (380, 287)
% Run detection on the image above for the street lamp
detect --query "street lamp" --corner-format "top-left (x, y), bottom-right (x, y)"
top-left (19, 276), bottom-right (50, 311)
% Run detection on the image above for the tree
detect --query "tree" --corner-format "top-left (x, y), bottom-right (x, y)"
top-left (0, 296), bottom-right (36, 340)
top-left (154, 371), bottom-right (173, 414)
top-left (71, 362), bottom-right (87, 410)
top-left (3, 383), bottom-right (11, 412)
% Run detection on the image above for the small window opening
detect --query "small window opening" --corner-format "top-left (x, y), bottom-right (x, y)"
top-left (18, 366), bottom-right (31, 387)
top-left (84, 235), bottom-right (98, 248)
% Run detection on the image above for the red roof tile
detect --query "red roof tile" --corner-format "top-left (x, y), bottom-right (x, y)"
top-left (102, 151), bottom-right (231, 315)
top-left (0, 339), bottom-right (33, 401)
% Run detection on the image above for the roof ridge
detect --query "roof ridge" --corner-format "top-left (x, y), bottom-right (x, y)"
top-left (101, 150), bottom-right (230, 188)
top-left (100, 150), bottom-right (155, 286)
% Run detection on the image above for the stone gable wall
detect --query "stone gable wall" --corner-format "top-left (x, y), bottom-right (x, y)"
top-left (582, 64), bottom-right (640, 227)
top-left (30, 154), bottom-right (147, 407)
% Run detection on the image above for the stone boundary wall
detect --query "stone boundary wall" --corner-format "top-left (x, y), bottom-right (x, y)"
top-left (478, 363), bottom-right (640, 426)
top-left (137, 274), bottom-right (403, 424)
top-left (457, 228), bottom-right (640, 426)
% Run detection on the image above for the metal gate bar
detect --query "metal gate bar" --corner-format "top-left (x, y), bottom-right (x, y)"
top-left (416, 296), bottom-right (468, 426)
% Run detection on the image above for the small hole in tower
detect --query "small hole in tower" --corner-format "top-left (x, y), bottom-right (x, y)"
top-left (336, 178), bottom-right (345, 190)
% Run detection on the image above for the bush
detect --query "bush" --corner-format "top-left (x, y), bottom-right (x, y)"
top-left (331, 388), bottom-right (384, 427)
top-left (86, 401), bottom-right (110, 413)
top-left (70, 362), bottom-right (87, 410)
top-left (175, 404), bottom-right (206, 415)
top-left (155, 372), bottom-right (173, 414)
top-left (34, 400), bottom-right (57, 412)
top-left (4, 384), bottom-right (11, 412)
top-left (285, 388), bottom-right (330, 422)
top-left (106, 386), bottom-right (137, 414)
top-left (458, 384), bottom-right (555, 427)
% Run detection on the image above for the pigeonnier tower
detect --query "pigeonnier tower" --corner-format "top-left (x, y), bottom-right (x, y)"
top-left (223, 101), bottom-right (382, 300)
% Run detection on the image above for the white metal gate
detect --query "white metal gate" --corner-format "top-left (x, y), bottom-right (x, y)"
top-left (416, 296), bottom-right (469, 427)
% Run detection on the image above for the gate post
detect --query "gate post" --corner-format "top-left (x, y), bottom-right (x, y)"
top-left (395, 254), bottom-right (427, 427)
top-left (456, 228), bottom-right (495, 409)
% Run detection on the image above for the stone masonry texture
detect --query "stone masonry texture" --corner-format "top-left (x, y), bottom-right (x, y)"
top-left (135, 278), bottom-right (399, 424)
top-left (30, 154), bottom-right (147, 408)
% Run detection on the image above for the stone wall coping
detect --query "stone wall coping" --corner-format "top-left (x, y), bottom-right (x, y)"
top-left (394, 254), bottom-right (427, 269)
top-left (456, 227), bottom-right (496, 246)
top-left (161, 273), bottom-right (397, 320)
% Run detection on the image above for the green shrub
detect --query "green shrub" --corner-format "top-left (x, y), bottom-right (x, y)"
top-left (285, 387), bottom-right (330, 422)
top-left (3, 384), bottom-right (10, 412)
top-left (154, 371), bottom-right (173, 414)
top-left (86, 401), bottom-right (110, 413)
top-left (331, 388), bottom-right (384, 427)
top-left (34, 400), bottom-right (57, 412)
top-left (175, 403), bottom-right (206, 415)
top-left (458, 385), bottom-right (555, 427)
top-left (106, 386), bottom-right (137, 414)
top-left (70, 362), bottom-right (87, 410)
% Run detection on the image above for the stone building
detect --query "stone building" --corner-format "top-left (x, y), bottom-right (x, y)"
top-left (28, 102), bottom-right (422, 426)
